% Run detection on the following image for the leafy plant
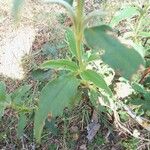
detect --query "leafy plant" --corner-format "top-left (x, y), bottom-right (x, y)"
top-left (0, 82), bottom-right (34, 138)
top-left (110, 1), bottom-right (150, 69)
top-left (110, 1), bottom-right (150, 122)
top-left (0, 82), bottom-right (11, 119)
top-left (33, 0), bottom-right (145, 143)
top-left (130, 83), bottom-right (150, 113)
top-left (122, 137), bottom-right (139, 150)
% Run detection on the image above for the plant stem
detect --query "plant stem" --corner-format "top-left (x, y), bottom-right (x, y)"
top-left (74, 0), bottom-right (84, 70)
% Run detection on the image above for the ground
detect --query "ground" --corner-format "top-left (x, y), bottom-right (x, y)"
top-left (0, 0), bottom-right (150, 149)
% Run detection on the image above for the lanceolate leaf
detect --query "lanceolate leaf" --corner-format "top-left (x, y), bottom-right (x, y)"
top-left (17, 113), bottom-right (27, 138)
top-left (34, 75), bottom-right (79, 143)
top-left (84, 25), bottom-right (145, 80)
top-left (81, 70), bottom-right (112, 96)
top-left (0, 82), bottom-right (11, 119)
top-left (0, 82), bottom-right (6, 101)
top-left (0, 104), bottom-right (7, 120)
top-left (110, 5), bottom-right (140, 27)
top-left (40, 59), bottom-right (79, 72)
top-left (66, 28), bottom-right (77, 57)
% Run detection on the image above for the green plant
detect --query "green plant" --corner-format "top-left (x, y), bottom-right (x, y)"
top-left (33, 0), bottom-right (145, 143)
top-left (0, 82), bottom-right (11, 119)
top-left (0, 82), bottom-right (35, 138)
top-left (110, 1), bottom-right (150, 70)
top-left (122, 137), bottom-right (139, 150)
top-left (130, 82), bottom-right (150, 115)
top-left (109, 1), bottom-right (150, 131)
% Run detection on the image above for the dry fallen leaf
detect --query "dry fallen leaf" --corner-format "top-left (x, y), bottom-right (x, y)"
top-left (79, 144), bottom-right (87, 150)
top-left (87, 122), bottom-right (100, 142)
top-left (87, 110), bottom-right (100, 142)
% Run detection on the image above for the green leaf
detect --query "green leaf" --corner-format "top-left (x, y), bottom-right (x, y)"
top-left (131, 98), bottom-right (150, 112)
top-left (81, 70), bottom-right (112, 96)
top-left (41, 43), bottom-right (58, 57)
top-left (132, 83), bottom-right (145, 94)
top-left (34, 75), bottom-right (79, 143)
top-left (11, 85), bottom-right (31, 104)
top-left (138, 32), bottom-right (150, 38)
top-left (12, 0), bottom-right (24, 21)
top-left (40, 59), bottom-right (79, 71)
top-left (89, 90), bottom-right (99, 108)
top-left (144, 92), bottom-right (150, 100)
top-left (0, 105), bottom-right (5, 120)
top-left (89, 90), bottom-right (108, 113)
top-left (17, 113), bottom-right (27, 138)
top-left (64, 0), bottom-right (73, 5)
top-left (0, 95), bottom-right (11, 120)
top-left (84, 25), bottom-right (145, 80)
top-left (110, 5), bottom-right (140, 27)
top-left (0, 82), bottom-right (6, 101)
top-left (87, 53), bottom-right (100, 62)
top-left (66, 28), bottom-right (77, 57)
top-left (130, 43), bottom-right (145, 58)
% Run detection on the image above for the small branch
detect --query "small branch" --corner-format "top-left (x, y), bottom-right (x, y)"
top-left (112, 107), bottom-right (150, 142)
top-left (139, 67), bottom-right (150, 84)
top-left (98, 96), bottom-right (150, 142)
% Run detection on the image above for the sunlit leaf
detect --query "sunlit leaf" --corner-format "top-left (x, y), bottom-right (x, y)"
top-left (34, 75), bottom-right (79, 143)
top-left (41, 59), bottom-right (79, 71)
top-left (81, 69), bottom-right (112, 96)
top-left (138, 32), bottom-right (150, 38)
top-left (87, 53), bottom-right (100, 62)
top-left (110, 5), bottom-right (140, 27)
top-left (66, 28), bottom-right (77, 57)
top-left (84, 25), bottom-right (145, 80)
